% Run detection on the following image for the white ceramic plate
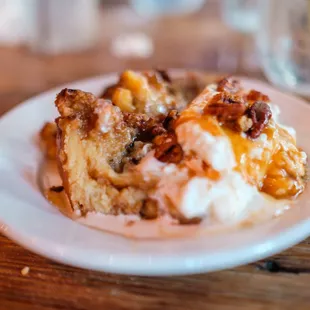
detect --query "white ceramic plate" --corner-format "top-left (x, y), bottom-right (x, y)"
top-left (1, 72), bottom-right (310, 276)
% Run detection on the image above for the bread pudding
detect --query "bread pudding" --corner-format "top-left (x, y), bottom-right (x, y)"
top-left (40, 70), bottom-right (308, 225)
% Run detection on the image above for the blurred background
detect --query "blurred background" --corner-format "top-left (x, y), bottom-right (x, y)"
top-left (0, 0), bottom-right (309, 114)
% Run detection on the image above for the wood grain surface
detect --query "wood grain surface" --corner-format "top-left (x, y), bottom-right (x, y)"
top-left (0, 2), bottom-right (309, 309)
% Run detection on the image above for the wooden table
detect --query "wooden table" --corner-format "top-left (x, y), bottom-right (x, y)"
top-left (1, 3), bottom-right (310, 309)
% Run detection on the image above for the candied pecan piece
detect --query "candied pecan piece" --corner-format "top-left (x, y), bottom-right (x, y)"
top-left (247, 90), bottom-right (270, 102)
top-left (153, 132), bottom-right (183, 163)
top-left (163, 110), bottom-right (179, 130)
top-left (209, 92), bottom-right (245, 105)
top-left (217, 77), bottom-right (241, 93)
top-left (246, 101), bottom-right (272, 139)
top-left (206, 104), bottom-right (246, 121)
top-left (123, 112), bottom-right (149, 129)
top-left (204, 92), bottom-right (246, 121)
top-left (123, 112), bottom-right (166, 140)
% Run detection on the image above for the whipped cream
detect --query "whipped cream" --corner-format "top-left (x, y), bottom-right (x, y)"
top-left (137, 120), bottom-right (280, 223)
top-left (138, 151), bottom-right (170, 182)
top-left (138, 152), bottom-right (284, 223)
top-left (176, 121), bottom-right (235, 172)
top-left (135, 95), bottom-right (304, 224)
top-left (166, 172), bottom-right (258, 221)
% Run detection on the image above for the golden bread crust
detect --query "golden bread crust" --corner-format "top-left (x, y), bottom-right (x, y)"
top-left (55, 89), bottom-right (140, 215)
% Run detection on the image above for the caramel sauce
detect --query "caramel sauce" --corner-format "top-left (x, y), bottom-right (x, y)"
top-left (223, 125), bottom-right (275, 188)
top-left (176, 94), bottom-right (307, 201)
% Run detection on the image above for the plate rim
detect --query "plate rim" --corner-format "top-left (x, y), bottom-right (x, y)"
top-left (1, 72), bottom-right (310, 276)
top-left (2, 214), bottom-right (310, 276)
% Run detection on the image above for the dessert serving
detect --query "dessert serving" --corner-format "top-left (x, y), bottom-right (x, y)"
top-left (40, 70), bottom-right (308, 227)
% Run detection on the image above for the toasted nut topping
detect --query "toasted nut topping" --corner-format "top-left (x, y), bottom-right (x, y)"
top-left (123, 112), bottom-right (167, 141)
top-left (213, 92), bottom-right (244, 104)
top-left (154, 132), bottom-right (183, 163)
top-left (247, 90), bottom-right (270, 102)
top-left (123, 112), bottom-right (149, 129)
top-left (205, 103), bottom-right (246, 121)
top-left (246, 101), bottom-right (272, 139)
top-left (163, 110), bottom-right (179, 130)
top-left (204, 92), bottom-right (246, 121)
top-left (216, 77), bottom-right (241, 93)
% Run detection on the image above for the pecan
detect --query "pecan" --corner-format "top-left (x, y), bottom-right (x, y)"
top-left (163, 110), bottom-right (179, 130)
top-left (246, 90), bottom-right (270, 102)
top-left (123, 112), bottom-right (167, 141)
top-left (123, 112), bottom-right (149, 130)
top-left (209, 92), bottom-right (245, 105)
top-left (204, 92), bottom-right (246, 121)
top-left (123, 112), bottom-right (153, 141)
top-left (206, 103), bottom-right (246, 121)
top-left (246, 101), bottom-right (272, 139)
top-left (216, 77), bottom-right (241, 93)
top-left (153, 132), bottom-right (183, 163)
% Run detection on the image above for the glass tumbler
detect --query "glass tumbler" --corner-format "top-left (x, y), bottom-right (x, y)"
top-left (219, 0), bottom-right (260, 73)
top-left (28, 0), bottom-right (100, 55)
top-left (257, 0), bottom-right (310, 95)
top-left (221, 0), bottom-right (260, 34)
